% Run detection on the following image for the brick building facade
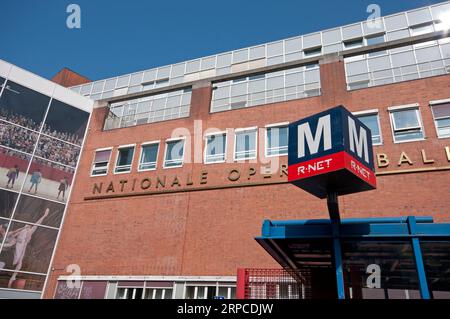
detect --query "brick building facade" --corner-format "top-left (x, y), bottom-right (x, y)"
top-left (42, 2), bottom-right (450, 299)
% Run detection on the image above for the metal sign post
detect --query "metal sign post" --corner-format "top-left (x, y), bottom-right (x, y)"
top-left (288, 106), bottom-right (377, 299)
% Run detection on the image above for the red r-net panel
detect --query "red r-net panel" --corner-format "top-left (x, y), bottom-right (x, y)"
top-left (237, 268), bottom-right (312, 299)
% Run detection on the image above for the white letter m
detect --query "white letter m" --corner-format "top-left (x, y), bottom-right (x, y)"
top-left (297, 114), bottom-right (332, 158)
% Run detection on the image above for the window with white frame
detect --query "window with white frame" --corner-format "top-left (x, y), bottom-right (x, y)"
top-left (354, 111), bottom-right (383, 145)
top-left (389, 106), bottom-right (424, 142)
top-left (164, 139), bottom-right (185, 168)
top-left (266, 124), bottom-right (289, 156)
top-left (116, 287), bottom-right (144, 299)
top-left (234, 128), bottom-right (257, 160)
top-left (91, 148), bottom-right (112, 176)
top-left (144, 288), bottom-right (173, 299)
top-left (139, 142), bottom-right (159, 171)
top-left (304, 47), bottom-right (322, 57)
top-left (205, 133), bottom-right (227, 164)
top-left (185, 285), bottom-right (236, 299)
top-left (115, 145), bottom-right (135, 173)
top-left (430, 102), bottom-right (450, 138)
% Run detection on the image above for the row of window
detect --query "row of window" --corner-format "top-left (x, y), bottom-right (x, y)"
top-left (115, 285), bottom-right (236, 300)
top-left (356, 101), bottom-right (450, 145)
top-left (91, 123), bottom-right (288, 176)
top-left (91, 101), bottom-right (450, 176)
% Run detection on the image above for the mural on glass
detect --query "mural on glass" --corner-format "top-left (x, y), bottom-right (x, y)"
top-left (0, 78), bottom-right (90, 295)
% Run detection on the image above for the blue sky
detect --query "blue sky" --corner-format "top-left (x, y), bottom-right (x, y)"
top-left (0, 0), bottom-right (444, 81)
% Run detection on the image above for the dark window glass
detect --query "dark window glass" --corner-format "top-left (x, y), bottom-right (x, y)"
top-left (115, 146), bottom-right (134, 173)
top-left (164, 140), bottom-right (184, 168)
top-left (0, 81), bottom-right (50, 131)
top-left (91, 149), bottom-right (111, 176)
top-left (0, 146), bottom-right (31, 192)
top-left (0, 119), bottom-right (38, 154)
top-left (35, 135), bottom-right (81, 168)
top-left (139, 143), bottom-right (158, 170)
top-left (421, 241), bottom-right (450, 299)
top-left (205, 134), bottom-right (226, 163)
top-left (356, 114), bottom-right (382, 145)
top-left (43, 100), bottom-right (89, 146)
top-left (342, 241), bottom-right (420, 299)
top-left (267, 126), bottom-right (288, 156)
top-left (0, 77), bottom-right (5, 90)
top-left (0, 221), bottom-right (58, 274)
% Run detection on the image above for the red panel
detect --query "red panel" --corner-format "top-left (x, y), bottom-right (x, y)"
top-left (343, 153), bottom-right (377, 188)
top-left (288, 151), bottom-right (346, 182)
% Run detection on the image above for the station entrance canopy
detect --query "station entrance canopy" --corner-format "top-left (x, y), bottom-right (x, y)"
top-left (255, 216), bottom-right (450, 299)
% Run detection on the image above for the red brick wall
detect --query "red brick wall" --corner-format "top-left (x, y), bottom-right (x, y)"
top-left (51, 68), bottom-right (90, 88)
top-left (43, 60), bottom-right (450, 298)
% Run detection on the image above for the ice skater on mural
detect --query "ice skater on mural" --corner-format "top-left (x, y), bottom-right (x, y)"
top-left (0, 208), bottom-right (49, 288)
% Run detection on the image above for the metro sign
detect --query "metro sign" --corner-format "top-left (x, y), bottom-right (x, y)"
top-left (288, 106), bottom-right (376, 199)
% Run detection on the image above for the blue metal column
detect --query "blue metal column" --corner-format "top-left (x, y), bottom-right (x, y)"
top-left (331, 217), bottom-right (345, 299)
top-left (407, 216), bottom-right (430, 299)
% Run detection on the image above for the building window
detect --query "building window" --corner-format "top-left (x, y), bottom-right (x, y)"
top-left (185, 285), bottom-right (236, 299)
top-left (139, 142), bottom-right (159, 171)
top-left (116, 288), bottom-right (143, 299)
top-left (164, 139), bottom-right (185, 168)
top-left (205, 133), bottom-right (227, 164)
top-left (114, 145), bottom-right (135, 173)
top-left (91, 148), bottom-right (112, 176)
top-left (344, 38), bottom-right (364, 49)
top-left (266, 124), bottom-right (288, 157)
top-left (430, 102), bottom-right (450, 138)
top-left (389, 106), bottom-right (424, 143)
top-left (303, 47), bottom-right (322, 57)
top-left (234, 128), bottom-right (257, 161)
top-left (144, 288), bottom-right (173, 299)
top-left (354, 112), bottom-right (383, 145)
top-left (366, 34), bottom-right (386, 57)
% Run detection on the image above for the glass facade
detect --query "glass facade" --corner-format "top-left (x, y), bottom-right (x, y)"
top-left (211, 65), bottom-right (320, 113)
top-left (0, 74), bottom-right (91, 298)
top-left (104, 88), bottom-right (191, 130)
top-left (345, 18), bottom-right (450, 90)
top-left (70, 2), bottom-right (450, 100)
top-left (342, 241), bottom-right (421, 299)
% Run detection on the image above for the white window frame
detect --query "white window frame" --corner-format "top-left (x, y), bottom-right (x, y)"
top-left (204, 131), bottom-right (227, 164)
top-left (115, 287), bottom-right (145, 299)
top-left (163, 137), bottom-right (186, 169)
top-left (144, 287), bottom-right (174, 299)
top-left (388, 104), bottom-right (425, 143)
top-left (430, 98), bottom-right (450, 139)
top-left (265, 122), bottom-right (289, 157)
top-left (352, 109), bottom-right (383, 146)
top-left (234, 127), bottom-right (258, 161)
top-left (114, 144), bottom-right (136, 174)
top-left (138, 141), bottom-right (160, 171)
top-left (90, 147), bottom-right (113, 177)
